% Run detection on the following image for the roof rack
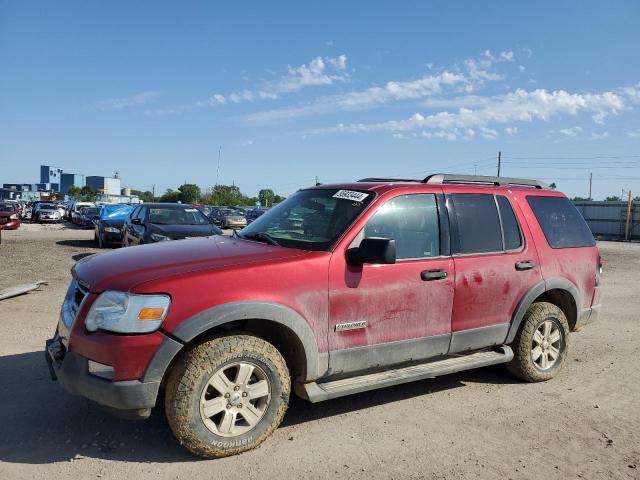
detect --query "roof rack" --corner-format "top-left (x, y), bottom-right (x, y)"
top-left (357, 177), bottom-right (420, 183)
top-left (422, 174), bottom-right (548, 189)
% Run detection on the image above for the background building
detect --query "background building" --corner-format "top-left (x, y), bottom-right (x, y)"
top-left (86, 176), bottom-right (121, 195)
top-left (60, 173), bottom-right (85, 194)
top-left (40, 165), bottom-right (63, 191)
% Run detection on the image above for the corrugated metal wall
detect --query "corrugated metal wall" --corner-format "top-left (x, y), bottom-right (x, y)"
top-left (573, 201), bottom-right (639, 240)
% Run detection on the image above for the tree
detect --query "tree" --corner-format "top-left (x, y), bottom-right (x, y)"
top-left (178, 184), bottom-right (201, 204)
top-left (572, 196), bottom-right (590, 201)
top-left (67, 186), bottom-right (82, 199)
top-left (258, 188), bottom-right (275, 208)
top-left (273, 194), bottom-right (286, 204)
top-left (131, 189), bottom-right (154, 202)
top-left (160, 189), bottom-right (181, 203)
top-left (549, 182), bottom-right (557, 190)
top-left (210, 184), bottom-right (244, 206)
top-left (605, 196), bottom-right (622, 202)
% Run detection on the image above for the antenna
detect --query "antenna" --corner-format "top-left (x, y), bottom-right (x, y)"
top-left (215, 146), bottom-right (222, 187)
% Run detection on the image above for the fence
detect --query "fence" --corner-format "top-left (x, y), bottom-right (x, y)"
top-left (573, 201), bottom-right (639, 241)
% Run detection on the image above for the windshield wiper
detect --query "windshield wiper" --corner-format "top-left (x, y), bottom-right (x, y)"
top-left (239, 232), bottom-right (280, 246)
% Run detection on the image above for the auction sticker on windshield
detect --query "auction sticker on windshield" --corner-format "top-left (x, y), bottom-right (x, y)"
top-left (332, 190), bottom-right (369, 202)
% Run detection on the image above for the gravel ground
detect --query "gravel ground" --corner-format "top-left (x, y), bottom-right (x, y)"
top-left (0, 223), bottom-right (639, 479)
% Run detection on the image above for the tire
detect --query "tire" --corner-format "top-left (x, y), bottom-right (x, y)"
top-left (165, 334), bottom-right (290, 458)
top-left (507, 302), bottom-right (569, 382)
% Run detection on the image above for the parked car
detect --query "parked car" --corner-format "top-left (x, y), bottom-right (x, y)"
top-left (209, 207), bottom-right (247, 229)
top-left (94, 204), bottom-right (135, 248)
top-left (33, 203), bottom-right (61, 222)
top-left (46, 174), bottom-right (602, 459)
top-left (121, 203), bottom-right (223, 246)
top-left (0, 202), bottom-right (21, 229)
top-left (77, 206), bottom-right (102, 229)
top-left (245, 208), bottom-right (267, 224)
top-left (69, 202), bottom-right (95, 223)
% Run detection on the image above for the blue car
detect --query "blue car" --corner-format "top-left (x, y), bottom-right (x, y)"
top-left (94, 204), bottom-right (135, 248)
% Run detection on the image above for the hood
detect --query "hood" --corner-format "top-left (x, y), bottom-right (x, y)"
top-left (73, 235), bottom-right (311, 292)
top-left (0, 211), bottom-right (16, 218)
top-left (101, 218), bottom-right (126, 228)
top-left (148, 223), bottom-right (217, 240)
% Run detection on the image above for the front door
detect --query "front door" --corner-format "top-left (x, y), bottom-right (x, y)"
top-left (328, 192), bottom-right (454, 375)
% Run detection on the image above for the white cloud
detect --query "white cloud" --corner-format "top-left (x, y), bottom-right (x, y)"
top-left (309, 88), bottom-right (627, 136)
top-left (590, 131), bottom-right (609, 140)
top-left (208, 55), bottom-right (348, 106)
top-left (500, 50), bottom-right (514, 61)
top-left (480, 127), bottom-right (498, 139)
top-left (558, 126), bottom-right (583, 137)
top-left (627, 129), bottom-right (640, 138)
top-left (97, 91), bottom-right (163, 110)
top-left (245, 51), bottom-right (510, 122)
top-left (505, 126), bottom-right (518, 136)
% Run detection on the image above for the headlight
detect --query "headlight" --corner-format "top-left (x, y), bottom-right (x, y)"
top-left (104, 226), bottom-right (120, 233)
top-left (9, 214), bottom-right (18, 220)
top-left (150, 233), bottom-right (171, 242)
top-left (85, 291), bottom-right (170, 333)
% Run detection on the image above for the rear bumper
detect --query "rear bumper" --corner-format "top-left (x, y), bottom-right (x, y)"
top-left (575, 304), bottom-right (601, 330)
top-left (45, 336), bottom-right (160, 414)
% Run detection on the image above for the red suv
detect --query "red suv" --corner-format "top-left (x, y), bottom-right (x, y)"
top-left (46, 174), bottom-right (602, 458)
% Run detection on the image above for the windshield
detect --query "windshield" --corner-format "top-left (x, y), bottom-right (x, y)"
top-left (0, 204), bottom-right (15, 212)
top-left (84, 208), bottom-right (101, 216)
top-left (101, 205), bottom-right (134, 220)
top-left (239, 188), bottom-right (374, 251)
top-left (41, 205), bottom-right (57, 210)
top-left (148, 207), bottom-right (210, 225)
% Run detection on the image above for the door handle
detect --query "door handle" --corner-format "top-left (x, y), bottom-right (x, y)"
top-left (515, 260), bottom-right (535, 271)
top-left (421, 269), bottom-right (448, 281)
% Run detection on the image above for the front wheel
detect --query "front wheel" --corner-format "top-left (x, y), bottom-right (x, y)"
top-left (507, 302), bottom-right (569, 382)
top-left (165, 334), bottom-right (290, 458)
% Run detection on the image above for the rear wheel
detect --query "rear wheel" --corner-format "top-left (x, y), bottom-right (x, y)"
top-left (165, 334), bottom-right (290, 458)
top-left (507, 302), bottom-right (569, 382)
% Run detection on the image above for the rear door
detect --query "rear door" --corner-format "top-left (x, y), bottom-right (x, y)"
top-left (447, 191), bottom-right (543, 352)
top-left (328, 190), bottom-right (455, 375)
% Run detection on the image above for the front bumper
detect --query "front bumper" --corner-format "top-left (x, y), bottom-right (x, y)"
top-left (45, 335), bottom-right (160, 414)
top-left (0, 220), bottom-right (20, 229)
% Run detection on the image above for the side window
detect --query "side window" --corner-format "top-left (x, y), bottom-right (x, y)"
top-left (137, 206), bottom-right (148, 222)
top-left (451, 193), bottom-right (502, 254)
top-left (527, 196), bottom-right (595, 248)
top-left (358, 194), bottom-right (440, 260)
top-left (497, 195), bottom-right (523, 250)
top-left (130, 206), bottom-right (141, 220)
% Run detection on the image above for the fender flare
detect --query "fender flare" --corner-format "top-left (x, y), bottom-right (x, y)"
top-left (505, 277), bottom-right (581, 344)
top-left (143, 301), bottom-right (324, 384)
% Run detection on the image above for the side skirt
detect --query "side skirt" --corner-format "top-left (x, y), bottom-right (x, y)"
top-left (296, 345), bottom-right (513, 403)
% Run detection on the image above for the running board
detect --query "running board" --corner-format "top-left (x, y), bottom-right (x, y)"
top-left (298, 346), bottom-right (513, 403)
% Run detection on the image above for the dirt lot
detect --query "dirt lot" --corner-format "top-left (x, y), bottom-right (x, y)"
top-left (0, 223), bottom-right (638, 479)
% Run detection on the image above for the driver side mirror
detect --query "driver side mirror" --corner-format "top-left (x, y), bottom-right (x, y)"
top-left (346, 237), bottom-right (396, 265)
top-left (131, 218), bottom-right (142, 225)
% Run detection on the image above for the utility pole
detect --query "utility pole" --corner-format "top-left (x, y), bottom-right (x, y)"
top-left (152, 185), bottom-right (155, 201)
top-left (624, 190), bottom-right (633, 241)
top-left (315, 175), bottom-right (319, 186)
top-left (588, 173), bottom-right (592, 200)
top-left (497, 151), bottom-right (501, 177)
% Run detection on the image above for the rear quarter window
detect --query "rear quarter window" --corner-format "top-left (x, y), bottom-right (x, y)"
top-left (527, 196), bottom-right (595, 248)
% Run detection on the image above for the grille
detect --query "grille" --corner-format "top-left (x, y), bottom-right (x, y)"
top-left (0, 218), bottom-right (7, 224)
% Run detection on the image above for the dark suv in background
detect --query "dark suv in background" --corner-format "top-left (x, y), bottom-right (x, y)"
top-left (46, 174), bottom-right (601, 459)
top-left (122, 203), bottom-right (222, 245)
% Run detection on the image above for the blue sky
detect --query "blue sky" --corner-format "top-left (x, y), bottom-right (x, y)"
top-left (1, 1), bottom-right (639, 199)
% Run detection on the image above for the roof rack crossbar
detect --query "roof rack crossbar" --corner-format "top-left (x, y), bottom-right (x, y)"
top-left (422, 174), bottom-right (547, 189)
